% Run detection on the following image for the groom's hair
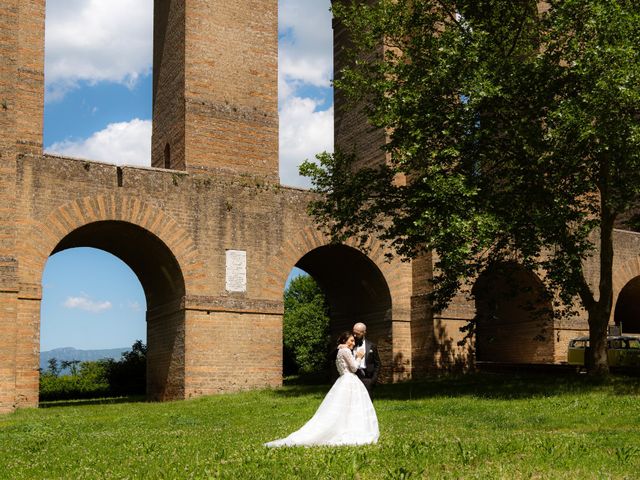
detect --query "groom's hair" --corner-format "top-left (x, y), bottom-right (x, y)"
top-left (337, 331), bottom-right (353, 345)
top-left (353, 322), bottom-right (367, 333)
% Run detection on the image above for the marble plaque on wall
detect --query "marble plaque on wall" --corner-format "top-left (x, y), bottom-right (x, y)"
top-left (225, 250), bottom-right (247, 292)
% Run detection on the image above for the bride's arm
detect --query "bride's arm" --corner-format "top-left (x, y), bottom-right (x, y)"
top-left (338, 348), bottom-right (360, 372)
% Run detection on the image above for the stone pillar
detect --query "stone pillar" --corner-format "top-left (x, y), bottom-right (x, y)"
top-left (183, 298), bottom-right (283, 397)
top-left (147, 301), bottom-right (186, 401)
top-left (0, 0), bottom-right (45, 413)
top-left (14, 290), bottom-right (41, 408)
top-left (152, 0), bottom-right (186, 170)
top-left (0, 290), bottom-right (17, 413)
top-left (410, 254), bottom-right (435, 378)
top-left (152, 0), bottom-right (279, 181)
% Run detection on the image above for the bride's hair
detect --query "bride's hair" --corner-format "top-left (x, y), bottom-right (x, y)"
top-left (337, 331), bottom-right (353, 345)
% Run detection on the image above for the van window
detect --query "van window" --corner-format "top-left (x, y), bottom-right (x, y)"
top-left (627, 339), bottom-right (640, 349)
top-left (609, 339), bottom-right (623, 349)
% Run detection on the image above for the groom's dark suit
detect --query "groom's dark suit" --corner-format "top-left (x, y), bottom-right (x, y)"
top-left (355, 338), bottom-right (381, 397)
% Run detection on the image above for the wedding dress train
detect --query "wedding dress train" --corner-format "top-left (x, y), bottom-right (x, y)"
top-left (265, 347), bottom-right (379, 447)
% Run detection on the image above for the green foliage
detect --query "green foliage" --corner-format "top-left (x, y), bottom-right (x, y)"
top-left (4, 373), bottom-right (640, 478)
top-left (46, 358), bottom-right (59, 376)
top-left (303, 0), bottom-right (640, 374)
top-left (60, 360), bottom-right (80, 376)
top-left (283, 275), bottom-right (331, 375)
top-left (40, 341), bottom-right (147, 401)
top-left (40, 360), bottom-right (110, 401)
top-left (104, 340), bottom-right (147, 396)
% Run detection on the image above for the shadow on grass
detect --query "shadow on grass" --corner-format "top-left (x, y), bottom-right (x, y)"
top-left (39, 395), bottom-right (147, 408)
top-left (271, 371), bottom-right (640, 400)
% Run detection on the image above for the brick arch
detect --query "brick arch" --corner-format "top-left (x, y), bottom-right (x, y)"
top-left (472, 261), bottom-right (555, 364)
top-left (264, 225), bottom-right (405, 303)
top-left (611, 256), bottom-right (640, 323)
top-left (18, 194), bottom-right (206, 296)
top-left (264, 222), bottom-right (412, 382)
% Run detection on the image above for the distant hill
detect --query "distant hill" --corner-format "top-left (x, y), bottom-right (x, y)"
top-left (40, 347), bottom-right (129, 374)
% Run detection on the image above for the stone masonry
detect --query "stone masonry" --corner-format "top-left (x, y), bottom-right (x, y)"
top-left (1, 0), bottom-right (639, 413)
top-left (0, 0), bottom-right (424, 413)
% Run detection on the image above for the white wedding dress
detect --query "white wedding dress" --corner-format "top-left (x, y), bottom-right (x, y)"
top-left (264, 347), bottom-right (379, 447)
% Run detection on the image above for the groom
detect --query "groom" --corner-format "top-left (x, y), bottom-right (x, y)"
top-left (352, 322), bottom-right (381, 398)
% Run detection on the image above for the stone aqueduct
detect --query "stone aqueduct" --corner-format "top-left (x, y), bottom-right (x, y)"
top-left (1, 0), bottom-right (640, 413)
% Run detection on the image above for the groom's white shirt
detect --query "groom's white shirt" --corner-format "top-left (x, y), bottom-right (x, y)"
top-left (354, 339), bottom-right (367, 369)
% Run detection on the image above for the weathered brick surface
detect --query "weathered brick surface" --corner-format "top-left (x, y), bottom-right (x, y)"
top-left (152, 0), bottom-right (186, 170)
top-left (14, 296), bottom-right (40, 407)
top-left (2, 0), bottom-right (639, 414)
top-left (152, 0), bottom-right (278, 180)
top-left (0, 149), bottom-right (426, 409)
top-left (148, 308), bottom-right (185, 401)
top-left (0, 292), bottom-right (17, 413)
top-left (184, 310), bottom-right (282, 396)
top-left (15, 0), bottom-right (44, 156)
top-left (333, 10), bottom-right (387, 170)
top-left (0, 0), bottom-right (44, 412)
top-left (0, 0), bottom-right (17, 268)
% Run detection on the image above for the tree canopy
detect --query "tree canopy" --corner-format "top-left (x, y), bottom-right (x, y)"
top-left (301, 0), bottom-right (640, 374)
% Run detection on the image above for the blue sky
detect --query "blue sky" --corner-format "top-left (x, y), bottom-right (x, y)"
top-left (41, 0), bottom-right (327, 351)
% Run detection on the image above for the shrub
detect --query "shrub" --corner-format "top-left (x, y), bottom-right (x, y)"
top-left (39, 360), bottom-right (110, 401)
top-left (39, 340), bottom-right (147, 401)
top-left (283, 275), bottom-right (331, 375)
top-left (105, 340), bottom-right (147, 396)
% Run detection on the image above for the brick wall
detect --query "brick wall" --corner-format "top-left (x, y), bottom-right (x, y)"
top-left (153, 0), bottom-right (280, 180)
top-left (15, 0), bottom-right (44, 156)
top-left (152, 0), bottom-right (186, 170)
top-left (1, 152), bottom-right (423, 408)
top-left (2, 0), bottom-right (639, 414)
top-left (0, 292), bottom-right (17, 413)
top-left (0, 0), bottom-right (44, 412)
top-left (332, 5), bottom-right (387, 169)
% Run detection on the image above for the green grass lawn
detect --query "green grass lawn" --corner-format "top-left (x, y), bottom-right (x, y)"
top-left (1, 373), bottom-right (639, 479)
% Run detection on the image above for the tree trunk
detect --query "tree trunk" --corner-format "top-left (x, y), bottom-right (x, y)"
top-left (587, 310), bottom-right (609, 376)
top-left (587, 198), bottom-right (615, 376)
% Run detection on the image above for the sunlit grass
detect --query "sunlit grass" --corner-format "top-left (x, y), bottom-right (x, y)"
top-left (1, 373), bottom-right (639, 479)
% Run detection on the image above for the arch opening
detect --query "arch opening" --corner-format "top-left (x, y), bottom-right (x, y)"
top-left (41, 248), bottom-right (147, 350)
top-left (48, 220), bottom-right (186, 400)
top-left (296, 245), bottom-right (392, 337)
top-left (40, 247), bottom-right (147, 400)
top-left (284, 245), bottom-right (392, 381)
top-left (614, 277), bottom-right (640, 334)
top-left (472, 262), bottom-right (554, 364)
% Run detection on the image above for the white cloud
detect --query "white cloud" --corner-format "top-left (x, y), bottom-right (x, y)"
top-left (278, 0), bottom-right (333, 101)
top-left (64, 294), bottom-right (112, 313)
top-left (279, 97), bottom-right (333, 188)
top-left (45, 119), bottom-right (151, 167)
top-left (45, 0), bottom-right (153, 101)
top-left (128, 301), bottom-right (142, 312)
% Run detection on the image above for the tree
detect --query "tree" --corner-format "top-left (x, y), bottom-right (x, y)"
top-left (105, 340), bottom-right (147, 395)
top-left (283, 275), bottom-right (331, 375)
top-left (47, 357), bottom-right (60, 376)
top-left (39, 342), bottom-right (146, 401)
top-left (39, 359), bottom-right (110, 401)
top-left (301, 0), bottom-right (640, 375)
top-left (61, 359), bottom-right (81, 376)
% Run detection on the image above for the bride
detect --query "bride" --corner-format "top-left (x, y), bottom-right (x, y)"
top-left (264, 331), bottom-right (379, 447)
